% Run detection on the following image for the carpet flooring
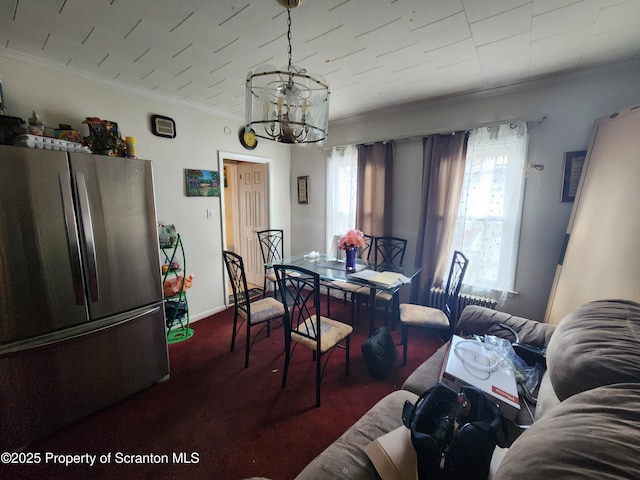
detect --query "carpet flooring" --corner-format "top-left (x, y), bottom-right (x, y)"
top-left (3, 295), bottom-right (441, 480)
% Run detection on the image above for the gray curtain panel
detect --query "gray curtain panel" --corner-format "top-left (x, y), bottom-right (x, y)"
top-left (356, 141), bottom-right (394, 238)
top-left (414, 132), bottom-right (468, 305)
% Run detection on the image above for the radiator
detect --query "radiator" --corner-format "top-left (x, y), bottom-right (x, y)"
top-left (428, 287), bottom-right (497, 322)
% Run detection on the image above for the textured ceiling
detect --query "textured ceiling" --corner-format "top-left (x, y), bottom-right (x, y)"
top-left (1, 0), bottom-right (639, 121)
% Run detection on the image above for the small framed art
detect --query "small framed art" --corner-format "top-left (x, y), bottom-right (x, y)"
top-left (561, 150), bottom-right (587, 202)
top-left (297, 175), bottom-right (309, 204)
top-left (185, 169), bottom-right (220, 197)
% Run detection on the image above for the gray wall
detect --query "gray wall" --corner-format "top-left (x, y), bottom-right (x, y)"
top-left (291, 60), bottom-right (640, 320)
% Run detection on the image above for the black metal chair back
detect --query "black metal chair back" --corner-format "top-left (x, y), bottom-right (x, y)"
top-left (359, 233), bottom-right (374, 261)
top-left (374, 236), bottom-right (407, 269)
top-left (257, 229), bottom-right (284, 264)
top-left (257, 229), bottom-right (284, 297)
top-left (442, 250), bottom-right (470, 326)
top-left (274, 265), bottom-right (320, 343)
top-left (223, 250), bottom-right (251, 317)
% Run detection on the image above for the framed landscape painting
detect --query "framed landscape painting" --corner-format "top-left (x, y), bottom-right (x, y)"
top-left (185, 169), bottom-right (221, 197)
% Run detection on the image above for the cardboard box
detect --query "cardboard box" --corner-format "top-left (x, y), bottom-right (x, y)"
top-left (365, 426), bottom-right (417, 480)
top-left (440, 335), bottom-right (520, 421)
top-left (366, 424), bottom-right (509, 480)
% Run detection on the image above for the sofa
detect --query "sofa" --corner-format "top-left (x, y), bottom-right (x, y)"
top-left (292, 299), bottom-right (640, 480)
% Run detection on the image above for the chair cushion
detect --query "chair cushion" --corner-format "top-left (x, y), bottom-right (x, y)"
top-left (495, 383), bottom-right (640, 480)
top-left (292, 316), bottom-right (353, 353)
top-left (399, 304), bottom-right (449, 329)
top-left (328, 280), bottom-right (361, 293)
top-left (376, 291), bottom-right (393, 302)
top-left (266, 269), bottom-right (300, 282)
top-left (239, 297), bottom-right (284, 324)
top-left (546, 299), bottom-right (640, 401)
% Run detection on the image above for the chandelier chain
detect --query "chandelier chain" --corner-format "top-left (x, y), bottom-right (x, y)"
top-left (286, 2), bottom-right (292, 71)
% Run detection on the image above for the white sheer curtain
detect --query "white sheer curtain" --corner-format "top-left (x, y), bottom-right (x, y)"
top-left (326, 145), bottom-right (358, 257)
top-left (450, 122), bottom-right (528, 303)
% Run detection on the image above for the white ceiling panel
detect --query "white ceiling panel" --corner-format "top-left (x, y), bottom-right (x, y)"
top-left (531, 1), bottom-right (601, 40)
top-left (529, 52), bottom-right (581, 77)
top-left (463, 0), bottom-right (530, 23)
top-left (530, 27), bottom-right (591, 59)
top-left (477, 32), bottom-right (530, 64)
top-left (484, 53), bottom-right (531, 87)
top-left (593, 0), bottom-right (640, 32)
top-left (581, 25), bottom-right (640, 64)
top-left (391, 0), bottom-right (465, 28)
top-left (424, 38), bottom-right (478, 69)
top-left (410, 11), bottom-right (472, 51)
top-left (469, 4), bottom-right (532, 46)
top-left (532, 0), bottom-right (586, 16)
top-left (1, 0), bottom-right (638, 122)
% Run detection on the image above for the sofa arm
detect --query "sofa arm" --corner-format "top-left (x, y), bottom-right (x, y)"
top-left (456, 306), bottom-right (555, 347)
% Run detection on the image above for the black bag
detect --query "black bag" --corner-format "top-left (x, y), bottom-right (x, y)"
top-left (361, 326), bottom-right (398, 379)
top-left (402, 381), bottom-right (508, 480)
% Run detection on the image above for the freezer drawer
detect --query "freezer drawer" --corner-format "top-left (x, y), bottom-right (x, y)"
top-left (0, 305), bottom-right (169, 451)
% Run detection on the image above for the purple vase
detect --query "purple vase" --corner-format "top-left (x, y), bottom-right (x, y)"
top-left (345, 248), bottom-right (357, 272)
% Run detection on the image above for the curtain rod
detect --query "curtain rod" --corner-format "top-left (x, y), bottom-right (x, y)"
top-left (323, 115), bottom-right (547, 150)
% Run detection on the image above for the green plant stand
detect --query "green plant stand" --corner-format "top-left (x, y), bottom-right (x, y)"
top-left (161, 234), bottom-right (193, 344)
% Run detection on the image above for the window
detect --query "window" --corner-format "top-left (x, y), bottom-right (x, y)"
top-left (450, 123), bottom-right (528, 298)
top-left (326, 145), bottom-right (358, 255)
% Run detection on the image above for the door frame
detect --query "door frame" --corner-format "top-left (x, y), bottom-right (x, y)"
top-left (217, 150), bottom-right (272, 307)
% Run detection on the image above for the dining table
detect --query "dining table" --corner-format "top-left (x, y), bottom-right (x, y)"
top-left (270, 253), bottom-right (422, 335)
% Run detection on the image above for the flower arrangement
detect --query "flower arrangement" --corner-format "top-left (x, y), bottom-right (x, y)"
top-left (338, 229), bottom-right (366, 251)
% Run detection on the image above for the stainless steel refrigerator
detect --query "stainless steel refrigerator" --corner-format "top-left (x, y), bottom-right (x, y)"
top-left (0, 144), bottom-right (169, 451)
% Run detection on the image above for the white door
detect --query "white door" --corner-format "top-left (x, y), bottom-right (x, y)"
top-left (237, 162), bottom-right (269, 287)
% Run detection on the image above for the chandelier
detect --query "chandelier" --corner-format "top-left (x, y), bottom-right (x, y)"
top-left (245, 0), bottom-right (330, 145)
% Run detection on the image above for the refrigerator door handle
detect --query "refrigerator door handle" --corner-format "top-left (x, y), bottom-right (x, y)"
top-left (59, 172), bottom-right (85, 305)
top-left (76, 171), bottom-right (99, 302)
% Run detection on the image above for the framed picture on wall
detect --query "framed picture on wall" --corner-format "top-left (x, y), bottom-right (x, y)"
top-left (185, 169), bottom-right (221, 197)
top-left (297, 175), bottom-right (309, 204)
top-left (561, 150), bottom-right (587, 202)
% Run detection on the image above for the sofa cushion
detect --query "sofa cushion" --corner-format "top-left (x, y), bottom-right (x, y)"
top-left (546, 299), bottom-right (640, 401)
top-left (495, 383), bottom-right (640, 480)
top-left (456, 306), bottom-right (555, 347)
top-left (534, 372), bottom-right (560, 420)
top-left (401, 343), bottom-right (448, 395)
top-left (294, 389), bottom-right (419, 480)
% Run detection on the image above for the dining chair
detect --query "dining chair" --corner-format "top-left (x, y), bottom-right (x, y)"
top-left (223, 250), bottom-right (285, 368)
top-left (257, 229), bottom-right (285, 299)
top-left (274, 264), bottom-right (353, 407)
top-left (325, 233), bottom-right (374, 317)
top-left (373, 236), bottom-right (408, 270)
top-left (399, 250), bottom-right (469, 365)
top-left (354, 236), bottom-right (408, 328)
